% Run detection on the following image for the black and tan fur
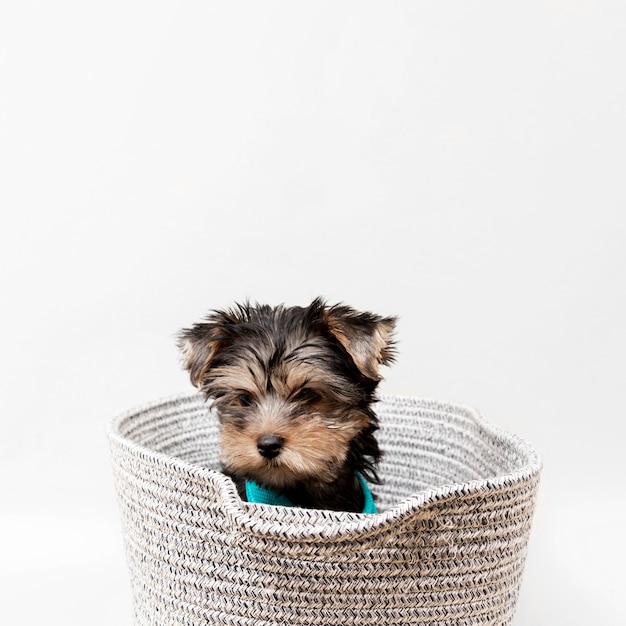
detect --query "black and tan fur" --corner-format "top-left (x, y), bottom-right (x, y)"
top-left (178, 298), bottom-right (396, 513)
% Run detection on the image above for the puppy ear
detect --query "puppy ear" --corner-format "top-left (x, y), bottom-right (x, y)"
top-left (179, 304), bottom-right (251, 387)
top-left (324, 303), bottom-right (396, 381)
top-left (177, 323), bottom-right (224, 388)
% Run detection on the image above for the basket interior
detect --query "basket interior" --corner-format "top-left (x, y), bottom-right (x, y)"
top-left (115, 393), bottom-right (534, 512)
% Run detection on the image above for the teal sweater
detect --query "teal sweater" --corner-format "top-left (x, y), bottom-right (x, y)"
top-left (245, 472), bottom-right (377, 514)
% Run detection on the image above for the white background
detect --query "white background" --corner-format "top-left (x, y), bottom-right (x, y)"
top-left (1, 2), bottom-right (624, 624)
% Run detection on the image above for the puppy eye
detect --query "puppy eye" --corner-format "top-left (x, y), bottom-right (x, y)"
top-left (293, 388), bottom-right (322, 404)
top-left (236, 391), bottom-right (254, 407)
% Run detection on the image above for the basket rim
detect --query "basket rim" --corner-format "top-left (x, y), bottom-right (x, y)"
top-left (107, 391), bottom-right (542, 542)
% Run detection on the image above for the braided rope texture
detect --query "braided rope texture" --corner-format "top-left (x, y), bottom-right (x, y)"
top-left (107, 393), bottom-right (541, 626)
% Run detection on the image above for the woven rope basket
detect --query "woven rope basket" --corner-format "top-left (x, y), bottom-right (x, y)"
top-left (107, 393), bottom-right (541, 626)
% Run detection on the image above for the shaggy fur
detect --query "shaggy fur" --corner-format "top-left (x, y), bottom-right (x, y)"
top-left (178, 297), bottom-right (396, 513)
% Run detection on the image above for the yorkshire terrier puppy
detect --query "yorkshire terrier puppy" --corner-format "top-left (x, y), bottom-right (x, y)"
top-left (178, 298), bottom-right (396, 513)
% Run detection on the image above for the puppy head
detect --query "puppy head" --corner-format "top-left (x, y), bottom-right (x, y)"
top-left (178, 298), bottom-right (396, 489)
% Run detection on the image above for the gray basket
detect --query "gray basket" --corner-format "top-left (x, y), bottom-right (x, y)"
top-left (107, 393), bottom-right (541, 626)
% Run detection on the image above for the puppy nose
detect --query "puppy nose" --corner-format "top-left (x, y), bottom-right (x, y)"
top-left (257, 434), bottom-right (284, 459)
